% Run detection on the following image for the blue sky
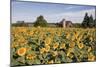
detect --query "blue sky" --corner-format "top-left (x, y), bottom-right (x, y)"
top-left (11, 1), bottom-right (96, 23)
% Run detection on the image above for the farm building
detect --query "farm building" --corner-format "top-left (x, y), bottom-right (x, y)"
top-left (58, 19), bottom-right (73, 28)
top-left (12, 21), bottom-right (34, 27)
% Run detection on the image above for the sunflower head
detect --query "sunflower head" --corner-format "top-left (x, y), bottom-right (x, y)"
top-left (60, 43), bottom-right (65, 49)
top-left (26, 54), bottom-right (36, 60)
top-left (88, 53), bottom-right (96, 61)
top-left (11, 43), bottom-right (19, 48)
top-left (66, 51), bottom-right (70, 56)
top-left (48, 60), bottom-right (54, 64)
top-left (45, 45), bottom-right (50, 52)
top-left (17, 47), bottom-right (26, 56)
top-left (74, 31), bottom-right (79, 39)
top-left (44, 38), bottom-right (51, 45)
top-left (69, 42), bottom-right (75, 48)
top-left (52, 51), bottom-right (58, 56)
top-left (78, 42), bottom-right (84, 49)
top-left (90, 36), bottom-right (93, 41)
top-left (66, 48), bottom-right (74, 56)
top-left (40, 48), bottom-right (46, 54)
top-left (88, 47), bottom-right (92, 52)
top-left (53, 42), bottom-right (59, 49)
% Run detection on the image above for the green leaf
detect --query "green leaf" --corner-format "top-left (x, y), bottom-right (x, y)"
top-left (38, 55), bottom-right (43, 60)
top-left (26, 60), bottom-right (34, 65)
top-left (34, 59), bottom-right (41, 64)
top-left (55, 57), bottom-right (61, 64)
top-left (66, 57), bottom-right (73, 63)
top-left (11, 58), bottom-right (20, 66)
top-left (17, 56), bottom-right (25, 64)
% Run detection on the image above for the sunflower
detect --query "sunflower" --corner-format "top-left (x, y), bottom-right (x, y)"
top-left (52, 51), bottom-right (58, 56)
top-left (69, 53), bottom-right (74, 58)
top-left (88, 53), bottom-right (96, 61)
top-left (66, 51), bottom-right (70, 56)
top-left (69, 42), bottom-right (75, 48)
top-left (66, 32), bottom-right (70, 39)
top-left (66, 48), bottom-right (74, 56)
top-left (11, 42), bottom-right (19, 48)
top-left (40, 48), bottom-right (46, 54)
top-left (60, 43), bottom-right (65, 49)
top-left (18, 37), bottom-right (27, 46)
top-left (88, 47), bottom-right (92, 52)
top-left (17, 47), bottom-right (26, 56)
top-left (74, 31), bottom-right (79, 39)
top-left (26, 47), bottom-right (32, 51)
top-left (53, 42), bottom-right (59, 49)
top-left (37, 26), bottom-right (40, 28)
top-left (68, 47), bottom-right (74, 52)
top-left (90, 36), bottom-right (93, 41)
top-left (44, 38), bottom-right (51, 46)
top-left (72, 36), bottom-right (75, 41)
top-left (45, 45), bottom-right (50, 52)
top-left (77, 42), bottom-right (84, 49)
top-left (26, 54), bottom-right (36, 60)
top-left (48, 60), bottom-right (54, 64)
top-left (28, 31), bottom-right (34, 36)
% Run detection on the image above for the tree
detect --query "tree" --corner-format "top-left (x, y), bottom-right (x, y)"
top-left (82, 13), bottom-right (90, 28)
top-left (82, 13), bottom-right (96, 28)
top-left (34, 15), bottom-right (48, 27)
top-left (88, 15), bottom-right (94, 28)
top-left (93, 19), bottom-right (96, 27)
top-left (73, 23), bottom-right (82, 28)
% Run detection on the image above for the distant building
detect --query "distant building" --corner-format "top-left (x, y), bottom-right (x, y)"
top-left (17, 21), bottom-right (24, 23)
top-left (12, 21), bottom-right (34, 27)
top-left (59, 19), bottom-right (73, 28)
top-left (25, 22), bottom-right (34, 27)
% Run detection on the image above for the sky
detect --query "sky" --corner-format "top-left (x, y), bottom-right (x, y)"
top-left (11, 1), bottom-right (96, 23)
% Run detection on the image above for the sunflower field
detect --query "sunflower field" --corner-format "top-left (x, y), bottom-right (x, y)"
top-left (11, 27), bottom-right (96, 66)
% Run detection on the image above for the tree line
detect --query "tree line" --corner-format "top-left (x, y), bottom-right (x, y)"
top-left (82, 13), bottom-right (96, 28)
top-left (12, 12), bottom-right (96, 28)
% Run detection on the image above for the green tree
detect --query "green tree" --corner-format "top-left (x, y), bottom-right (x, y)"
top-left (88, 15), bottom-right (94, 28)
top-left (93, 19), bottom-right (96, 27)
top-left (34, 15), bottom-right (48, 27)
top-left (82, 13), bottom-right (96, 28)
top-left (73, 23), bottom-right (82, 28)
top-left (82, 13), bottom-right (90, 28)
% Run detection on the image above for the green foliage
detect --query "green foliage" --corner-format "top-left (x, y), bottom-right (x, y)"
top-left (88, 15), bottom-right (94, 28)
top-left (82, 13), bottom-right (96, 28)
top-left (11, 27), bottom-right (96, 66)
top-left (82, 13), bottom-right (90, 28)
top-left (93, 19), bottom-right (96, 27)
top-left (34, 15), bottom-right (48, 27)
top-left (73, 23), bottom-right (82, 28)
